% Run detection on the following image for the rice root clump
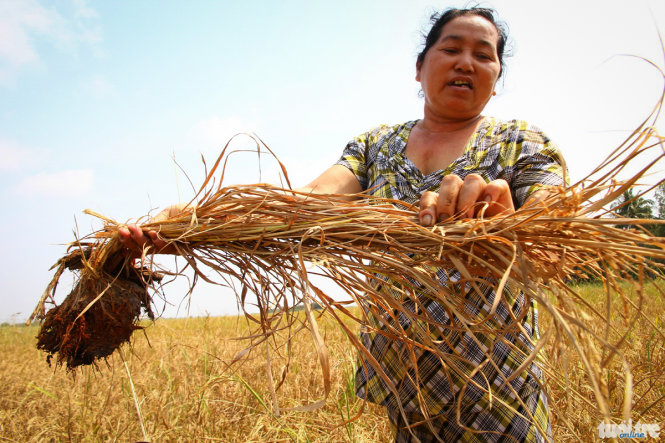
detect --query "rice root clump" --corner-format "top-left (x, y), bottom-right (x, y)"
top-left (36, 246), bottom-right (158, 369)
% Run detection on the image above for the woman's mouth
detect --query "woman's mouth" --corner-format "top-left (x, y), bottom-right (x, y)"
top-left (449, 80), bottom-right (472, 89)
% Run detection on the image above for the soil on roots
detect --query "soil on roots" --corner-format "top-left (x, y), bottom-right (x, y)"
top-left (36, 247), bottom-right (158, 369)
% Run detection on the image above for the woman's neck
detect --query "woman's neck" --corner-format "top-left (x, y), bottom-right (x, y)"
top-left (418, 112), bottom-right (484, 135)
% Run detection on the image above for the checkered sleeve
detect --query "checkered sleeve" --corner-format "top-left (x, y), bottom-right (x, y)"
top-left (503, 122), bottom-right (568, 208)
top-left (336, 133), bottom-right (370, 190)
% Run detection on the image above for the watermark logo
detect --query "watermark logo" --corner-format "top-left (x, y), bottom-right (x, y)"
top-left (598, 420), bottom-right (660, 439)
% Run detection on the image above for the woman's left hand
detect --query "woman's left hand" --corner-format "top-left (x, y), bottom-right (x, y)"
top-left (418, 173), bottom-right (514, 226)
top-left (118, 203), bottom-right (190, 256)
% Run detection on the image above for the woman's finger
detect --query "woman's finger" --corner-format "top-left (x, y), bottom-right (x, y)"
top-left (436, 174), bottom-right (464, 221)
top-left (147, 230), bottom-right (172, 252)
top-left (118, 226), bottom-right (132, 246)
top-left (419, 190), bottom-right (438, 226)
top-left (118, 224), bottom-right (151, 255)
top-left (456, 174), bottom-right (487, 218)
top-left (481, 179), bottom-right (514, 216)
top-left (128, 224), bottom-right (149, 247)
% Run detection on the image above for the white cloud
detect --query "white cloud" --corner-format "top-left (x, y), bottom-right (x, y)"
top-left (70, 0), bottom-right (103, 58)
top-left (72, 0), bottom-right (98, 19)
top-left (0, 0), bottom-right (54, 67)
top-left (0, 139), bottom-right (29, 169)
top-left (0, 0), bottom-right (102, 84)
top-left (0, 138), bottom-right (41, 170)
top-left (14, 169), bottom-right (94, 197)
top-left (84, 74), bottom-right (113, 98)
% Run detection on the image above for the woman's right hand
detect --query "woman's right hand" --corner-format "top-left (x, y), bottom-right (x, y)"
top-left (418, 174), bottom-right (515, 226)
top-left (118, 203), bottom-right (190, 256)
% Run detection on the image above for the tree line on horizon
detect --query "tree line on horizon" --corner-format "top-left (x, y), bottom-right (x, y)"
top-left (612, 182), bottom-right (665, 237)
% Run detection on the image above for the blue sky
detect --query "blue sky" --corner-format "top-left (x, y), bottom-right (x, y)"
top-left (1, 0), bottom-right (664, 323)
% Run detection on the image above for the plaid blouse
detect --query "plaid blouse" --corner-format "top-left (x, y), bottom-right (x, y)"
top-left (336, 118), bottom-right (566, 442)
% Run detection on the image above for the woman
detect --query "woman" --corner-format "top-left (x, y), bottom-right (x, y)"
top-left (121, 7), bottom-right (565, 442)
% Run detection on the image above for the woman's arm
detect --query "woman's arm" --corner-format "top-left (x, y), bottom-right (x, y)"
top-left (297, 164), bottom-right (363, 197)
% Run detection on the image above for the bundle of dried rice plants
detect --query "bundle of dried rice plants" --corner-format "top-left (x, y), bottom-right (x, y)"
top-left (31, 102), bottom-right (664, 437)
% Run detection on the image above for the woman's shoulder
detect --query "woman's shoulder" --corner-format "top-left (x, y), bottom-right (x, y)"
top-left (357, 120), bottom-right (418, 142)
top-left (485, 117), bottom-right (547, 134)
top-left (482, 117), bottom-right (554, 146)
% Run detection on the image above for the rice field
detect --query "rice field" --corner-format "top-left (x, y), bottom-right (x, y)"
top-left (1, 309), bottom-right (391, 442)
top-left (1, 280), bottom-right (663, 442)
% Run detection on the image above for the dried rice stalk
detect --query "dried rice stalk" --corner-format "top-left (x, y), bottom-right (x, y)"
top-left (31, 89), bottom-right (665, 436)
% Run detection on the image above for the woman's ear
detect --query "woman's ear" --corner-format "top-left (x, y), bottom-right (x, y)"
top-left (415, 60), bottom-right (422, 82)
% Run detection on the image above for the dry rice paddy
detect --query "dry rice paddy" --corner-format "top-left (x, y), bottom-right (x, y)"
top-left (1, 281), bottom-right (663, 442)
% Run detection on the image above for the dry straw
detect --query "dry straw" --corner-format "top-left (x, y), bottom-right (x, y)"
top-left (31, 89), bottom-right (665, 437)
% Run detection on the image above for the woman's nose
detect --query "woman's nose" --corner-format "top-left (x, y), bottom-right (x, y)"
top-left (455, 52), bottom-right (474, 73)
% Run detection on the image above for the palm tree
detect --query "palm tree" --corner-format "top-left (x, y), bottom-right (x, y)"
top-left (612, 189), bottom-right (653, 230)
top-left (652, 183), bottom-right (665, 236)
top-left (655, 183), bottom-right (665, 220)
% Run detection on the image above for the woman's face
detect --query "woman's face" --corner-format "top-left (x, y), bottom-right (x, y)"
top-left (416, 15), bottom-right (501, 122)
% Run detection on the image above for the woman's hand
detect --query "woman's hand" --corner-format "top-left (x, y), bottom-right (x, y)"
top-left (419, 173), bottom-right (514, 226)
top-left (118, 203), bottom-right (189, 256)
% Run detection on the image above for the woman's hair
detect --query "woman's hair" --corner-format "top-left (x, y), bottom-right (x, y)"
top-left (417, 7), bottom-right (509, 77)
